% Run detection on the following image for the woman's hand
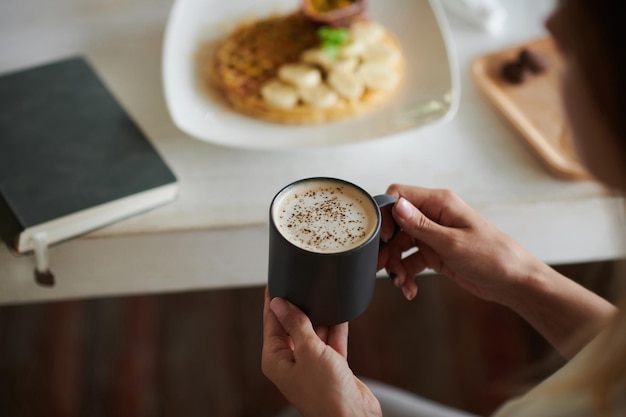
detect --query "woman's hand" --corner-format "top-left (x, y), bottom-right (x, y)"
top-left (377, 184), bottom-right (617, 358)
top-left (378, 184), bottom-right (538, 305)
top-left (261, 288), bottom-right (381, 417)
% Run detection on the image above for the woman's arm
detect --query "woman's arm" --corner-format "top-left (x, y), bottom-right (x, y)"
top-left (505, 259), bottom-right (616, 359)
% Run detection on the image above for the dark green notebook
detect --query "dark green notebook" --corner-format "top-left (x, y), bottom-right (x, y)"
top-left (0, 57), bottom-right (179, 253)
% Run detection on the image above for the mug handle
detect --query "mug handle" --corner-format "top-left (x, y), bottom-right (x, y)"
top-left (373, 194), bottom-right (400, 249)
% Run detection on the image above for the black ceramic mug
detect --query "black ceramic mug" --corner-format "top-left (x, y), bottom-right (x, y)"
top-left (268, 177), bottom-right (397, 325)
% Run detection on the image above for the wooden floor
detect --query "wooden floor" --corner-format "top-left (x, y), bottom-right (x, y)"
top-left (0, 261), bottom-right (620, 417)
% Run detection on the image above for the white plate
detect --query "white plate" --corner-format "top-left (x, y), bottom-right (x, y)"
top-left (162, 0), bottom-right (459, 150)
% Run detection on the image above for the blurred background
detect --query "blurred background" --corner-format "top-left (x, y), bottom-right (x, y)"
top-left (2, 0), bottom-right (626, 416)
top-left (1, 261), bottom-right (624, 416)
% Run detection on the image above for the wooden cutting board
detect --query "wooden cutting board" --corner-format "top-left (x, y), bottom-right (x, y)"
top-left (472, 38), bottom-right (590, 180)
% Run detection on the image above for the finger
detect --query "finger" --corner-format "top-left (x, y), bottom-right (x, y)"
top-left (400, 248), bottom-right (428, 278)
top-left (377, 245), bottom-right (389, 271)
top-left (400, 277), bottom-right (418, 301)
top-left (387, 185), bottom-right (471, 228)
top-left (262, 289), bottom-right (295, 380)
top-left (388, 245), bottom-right (424, 301)
top-left (327, 322), bottom-right (349, 359)
top-left (270, 297), bottom-right (322, 355)
top-left (392, 198), bottom-right (451, 250)
top-left (384, 232), bottom-right (415, 287)
top-left (386, 184), bottom-right (402, 199)
top-left (414, 244), bottom-right (446, 274)
top-left (379, 203), bottom-right (396, 243)
top-left (314, 325), bottom-right (329, 343)
top-left (263, 288), bottom-right (289, 344)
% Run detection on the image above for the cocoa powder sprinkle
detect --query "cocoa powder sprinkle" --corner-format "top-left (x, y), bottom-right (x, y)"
top-left (277, 184), bottom-right (373, 252)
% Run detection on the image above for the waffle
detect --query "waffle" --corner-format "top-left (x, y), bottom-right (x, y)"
top-left (200, 12), bottom-right (404, 124)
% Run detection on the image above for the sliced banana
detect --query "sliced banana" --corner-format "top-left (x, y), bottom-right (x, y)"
top-left (298, 83), bottom-right (338, 108)
top-left (330, 57), bottom-right (359, 73)
top-left (362, 43), bottom-right (400, 67)
top-left (328, 70), bottom-right (365, 101)
top-left (301, 49), bottom-right (358, 73)
top-left (278, 63), bottom-right (321, 88)
top-left (339, 40), bottom-right (366, 58)
top-left (301, 48), bottom-right (334, 69)
top-left (358, 62), bottom-right (400, 91)
top-left (350, 20), bottom-right (385, 45)
top-left (260, 79), bottom-right (299, 109)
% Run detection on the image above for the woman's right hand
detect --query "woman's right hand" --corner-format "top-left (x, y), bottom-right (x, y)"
top-left (378, 184), bottom-right (540, 306)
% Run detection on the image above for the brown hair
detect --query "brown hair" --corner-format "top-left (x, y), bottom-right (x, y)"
top-left (557, 1), bottom-right (626, 148)
top-left (553, 2), bottom-right (626, 415)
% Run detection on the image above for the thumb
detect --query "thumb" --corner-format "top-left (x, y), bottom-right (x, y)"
top-left (270, 297), bottom-right (321, 349)
top-left (393, 197), bottom-right (449, 248)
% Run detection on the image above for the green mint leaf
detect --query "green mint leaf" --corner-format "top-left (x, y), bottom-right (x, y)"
top-left (317, 27), bottom-right (349, 44)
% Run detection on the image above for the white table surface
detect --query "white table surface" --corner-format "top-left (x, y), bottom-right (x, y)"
top-left (1, 0), bottom-right (625, 305)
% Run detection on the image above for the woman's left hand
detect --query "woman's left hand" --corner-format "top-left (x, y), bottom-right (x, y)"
top-left (261, 288), bottom-right (381, 417)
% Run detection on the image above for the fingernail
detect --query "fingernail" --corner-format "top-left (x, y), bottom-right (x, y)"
top-left (270, 297), bottom-right (288, 320)
top-left (394, 276), bottom-right (403, 288)
top-left (402, 286), bottom-right (415, 301)
top-left (395, 198), bottom-right (414, 220)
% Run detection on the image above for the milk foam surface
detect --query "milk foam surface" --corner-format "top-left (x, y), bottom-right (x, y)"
top-left (273, 180), bottom-right (378, 253)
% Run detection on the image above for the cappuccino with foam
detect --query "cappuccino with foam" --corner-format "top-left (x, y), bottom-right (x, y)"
top-left (272, 179), bottom-right (378, 253)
